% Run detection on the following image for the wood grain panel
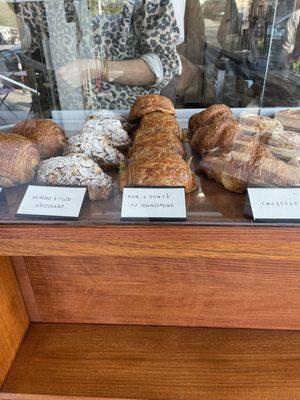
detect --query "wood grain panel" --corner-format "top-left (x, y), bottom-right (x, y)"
top-left (22, 254), bottom-right (300, 329)
top-left (2, 323), bottom-right (300, 400)
top-left (0, 257), bottom-right (29, 388)
top-left (10, 257), bottom-right (40, 322)
top-left (0, 395), bottom-right (124, 400)
top-left (0, 225), bottom-right (300, 258)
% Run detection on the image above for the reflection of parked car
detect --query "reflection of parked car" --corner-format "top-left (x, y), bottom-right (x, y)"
top-left (203, 0), bottom-right (226, 20)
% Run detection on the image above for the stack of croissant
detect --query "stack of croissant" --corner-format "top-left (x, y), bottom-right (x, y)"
top-left (190, 105), bottom-right (300, 193)
top-left (120, 94), bottom-right (197, 193)
top-left (0, 119), bottom-right (66, 188)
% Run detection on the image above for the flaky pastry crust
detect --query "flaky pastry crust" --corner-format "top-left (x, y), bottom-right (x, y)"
top-left (12, 119), bottom-right (66, 160)
top-left (128, 94), bottom-right (175, 122)
top-left (120, 147), bottom-right (197, 193)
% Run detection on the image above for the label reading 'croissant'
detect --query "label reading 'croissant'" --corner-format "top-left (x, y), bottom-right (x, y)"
top-left (248, 188), bottom-right (300, 221)
top-left (17, 185), bottom-right (87, 219)
top-left (121, 187), bottom-right (187, 221)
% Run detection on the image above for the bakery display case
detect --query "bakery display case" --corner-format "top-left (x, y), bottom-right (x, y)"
top-left (1, 1), bottom-right (300, 399)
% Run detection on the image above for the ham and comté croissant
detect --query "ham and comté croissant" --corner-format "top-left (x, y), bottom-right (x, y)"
top-left (139, 112), bottom-right (183, 141)
top-left (130, 128), bottom-right (185, 157)
top-left (128, 94), bottom-right (175, 122)
top-left (120, 147), bottom-right (197, 193)
top-left (0, 133), bottom-right (41, 187)
top-left (12, 119), bottom-right (66, 159)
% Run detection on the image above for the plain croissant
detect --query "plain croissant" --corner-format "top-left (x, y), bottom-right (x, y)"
top-left (0, 133), bottom-right (41, 187)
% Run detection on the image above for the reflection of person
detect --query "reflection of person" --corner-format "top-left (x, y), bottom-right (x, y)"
top-left (217, 0), bottom-right (241, 52)
top-left (17, 0), bottom-right (181, 110)
top-left (176, 0), bottom-right (206, 105)
top-left (282, 8), bottom-right (300, 72)
top-left (59, 0), bottom-right (181, 109)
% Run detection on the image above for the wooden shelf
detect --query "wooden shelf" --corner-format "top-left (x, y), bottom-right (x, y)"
top-left (2, 323), bottom-right (300, 400)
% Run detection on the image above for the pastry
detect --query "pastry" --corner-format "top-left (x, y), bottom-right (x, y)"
top-left (130, 128), bottom-right (185, 157)
top-left (260, 130), bottom-right (300, 160)
top-left (191, 117), bottom-right (239, 154)
top-left (139, 112), bottom-right (183, 140)
top-left (199, 135), bottom-right (300, 193)
top-left (249, 147), bottom-right (300, 188)
top-left (64, 134), bottom-right (126, 170)
top-left (88, 110), bottom-right (132, 134)
top-left (12, 119), bottom-right (66, 159)
top-left (238, 114), bottom-right (283, 133)
top-left (0, 133), bottom-right (40, 187)
top-left (188, 104), bottom-right (233, 133)
top-left (199, 135), bottom-right (260, 193)
top-left (83, 118), bottom-right (131, 150)
top-left (275, 109), bottom-right (300, 133)
top-left (120, 147), bottom-right (197, 193)
top-left (37, 154), bottom-right (113, 201)
top-left (128, 94), bottom-right (175, 122)
top-left (199, 149), bottom-right (249, 193)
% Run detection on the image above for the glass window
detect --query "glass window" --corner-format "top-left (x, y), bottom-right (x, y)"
top-left (0, 0), bottom-right (299, 225)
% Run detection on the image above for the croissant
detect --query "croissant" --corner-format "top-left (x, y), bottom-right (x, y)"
top-left (64, 134), bottom-right (126, 171)
top-left (238, 114), bottom-right (283, 133)
top-left (0, 133), bottom-right (41, 187)
top-left (199, 150), bottom-right (248, 193)
top-left (199, 136), bottom-right (300, 193)
top-left (120, 147), bottom-right (197, 193)
top-left (139, 112), bottom-right (183, 140)
top-left (249, 145), bottom-right (300, 188)
top-left (83, 118), bottom-right (131, 150)
top-left (12, 119), bottom-right (66, 160)
top-left (188, 104), bottom-right (233, 133)
top-left (275, 109), bottom-right (300, 133)
top-left (131, 128), bottom-right (185, 157)
top-left (37, 154), bottom-right (113, 201)
top-left (128, 94), bottom-right (175, 122)
top-left (191, 117), bottom-right (239, 154)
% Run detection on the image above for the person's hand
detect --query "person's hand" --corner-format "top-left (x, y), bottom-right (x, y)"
top-left (57, 58), bottom-right (102, 88)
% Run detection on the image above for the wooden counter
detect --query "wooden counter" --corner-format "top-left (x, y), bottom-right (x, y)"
top-left (1, 177), bottom-right (300, 398)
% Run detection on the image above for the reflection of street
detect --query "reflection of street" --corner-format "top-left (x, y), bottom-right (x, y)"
top-left (204, 18), bottom-right (221, 48)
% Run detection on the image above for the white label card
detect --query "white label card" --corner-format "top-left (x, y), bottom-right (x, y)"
top-left (17, 186), bottom-right (87, 219)
top-left (121, 187), bottom-right (187, 221)
top-left (248, 188), bottom-right (300, 221)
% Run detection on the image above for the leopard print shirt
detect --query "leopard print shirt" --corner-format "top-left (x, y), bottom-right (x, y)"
top-left (80, 0), bottom-right (181, 109)
top-left (16, 0), bottom-right (180, 110)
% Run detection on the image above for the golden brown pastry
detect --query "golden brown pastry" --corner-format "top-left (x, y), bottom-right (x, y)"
top-left (199, 135), bottom-right (300, 193)
top-left (12, 119), bottom-right (66, 159)
top-left (128, 94), bottom-right (175, 122)
top-left (275, 109), bottom-right (300, 133)
top-left (249, 146), bottom-right (300, 188)
top-left (139, 112), bottom-right (183, 140)
top-left (120, 147), bottom-right (197, 193)
top-left (188, 104), bottom-right (233, 133)
top-left (0, 133), bottom-right (41, 187)
top-left (130, 128), bottom-right (185, 157)
top-left (199, 149), bottom-right (249, 193)
top-left (238, 114), bottom-right (283, 133)
top-left (191, 117), bottom-right (239, 154)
